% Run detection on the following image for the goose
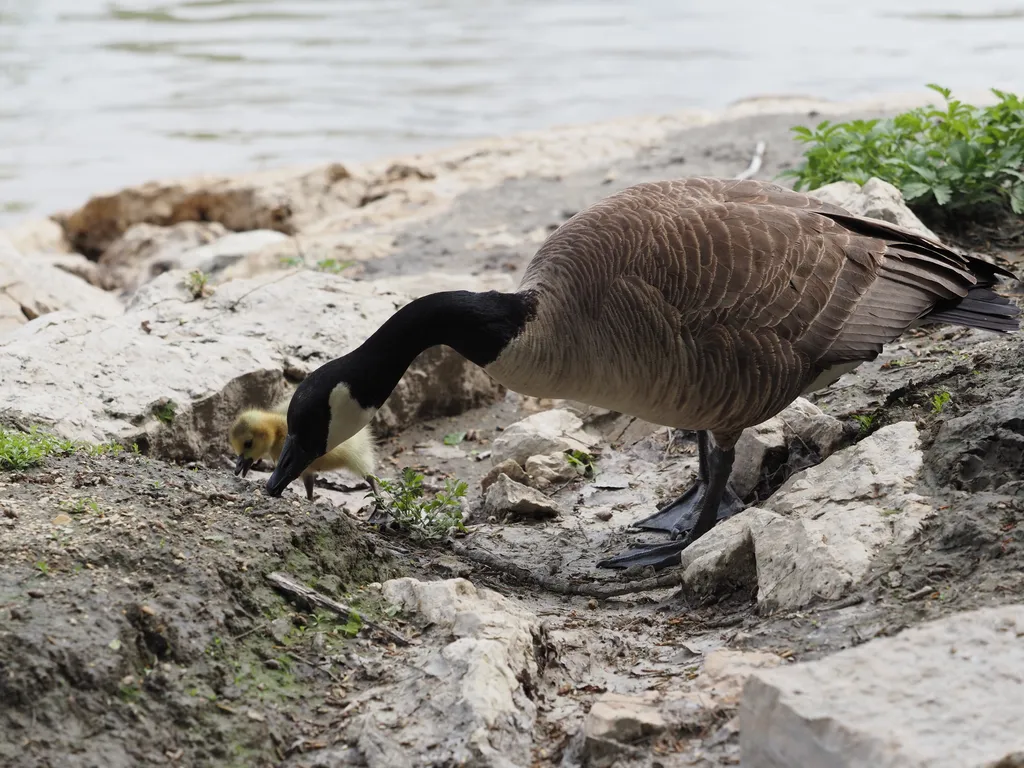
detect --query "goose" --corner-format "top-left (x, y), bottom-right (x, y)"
top-left (264, 176), bottom-right (1019, 569)
top-left (230, 404), bottom-right (378, 500)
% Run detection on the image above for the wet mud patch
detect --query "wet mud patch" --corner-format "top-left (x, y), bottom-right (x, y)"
top-left (0, 453), bottom-right (404, 768)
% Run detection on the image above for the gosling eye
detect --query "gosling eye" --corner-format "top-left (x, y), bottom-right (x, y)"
top-left (243, 439), bottom-right (253, 450)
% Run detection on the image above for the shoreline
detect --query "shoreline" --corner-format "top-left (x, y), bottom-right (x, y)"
top-left (3, 86), bottom-right (1012, 239)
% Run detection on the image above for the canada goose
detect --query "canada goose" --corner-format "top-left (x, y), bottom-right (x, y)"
top-left (264, 177), bottom-right (1019, 569)
top-left (229, 404), bottom-right (378, 500)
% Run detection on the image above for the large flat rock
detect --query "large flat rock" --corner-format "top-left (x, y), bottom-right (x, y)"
top-left (740, 604), bottom-right (1024, 767)
top-left (0, 269), bottom-right (509, 461)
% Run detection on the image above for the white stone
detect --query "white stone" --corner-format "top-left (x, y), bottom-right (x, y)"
top-left (583, 691), bottom-right (666, 763)
top-left (810, 177), bottom-right (939, 241)
top-left (740, 604), bottom-right (1024, 768)
top-left (357, 578), bottom-right (541, 768)
top-left (99, 221), bottom-right (229, 294)
top-left (777, 396), bottom-right (846, 457)
top-left (480, 459), bottom-right (529, 493)
top-left (0, 269), bottom-right (504, 461)
top-left (679, 422), bottom-right (933, 611)
top-left (732, 397), bottom-right (846, 498)
top-left (732, 416), bottom-right (787, 498)
top-left (483, 474), bottom-right (562, 520)
top-left (175, 229), bottom-right (291, 276)
top-left (490, 409), bottom-right (599, 467)
top-left (3, 217), bottom-right (71, 255)
top-left (0, 233), bottom-right (123, 336)
top-left (524, 452), bottom-right (578, 489)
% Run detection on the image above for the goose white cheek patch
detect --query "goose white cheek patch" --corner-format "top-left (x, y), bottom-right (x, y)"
top-left (326, 384), bottom-right (377, 454)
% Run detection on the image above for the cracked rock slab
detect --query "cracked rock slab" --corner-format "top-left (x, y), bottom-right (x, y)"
top-left (346, 578), bottom-right (543, 768)
top-left (679, 422), bottom-right (933, 611)
top-left (483, 474), bottom-right (563, 520)
top-left (740, 603), bottom-right (1024, 768)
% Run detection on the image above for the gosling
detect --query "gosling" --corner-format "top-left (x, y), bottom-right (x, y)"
top-left (229, 407), bottom-right (378, 501)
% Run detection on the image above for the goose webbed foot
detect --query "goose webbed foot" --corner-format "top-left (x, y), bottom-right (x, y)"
top-left (596, 431), bottom-right (744, 571)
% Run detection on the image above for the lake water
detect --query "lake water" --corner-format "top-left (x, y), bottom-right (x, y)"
top-left (2, 0), bottom-right (1024, 227)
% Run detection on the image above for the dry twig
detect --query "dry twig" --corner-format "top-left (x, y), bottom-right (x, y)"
top-left (265, 571), bottom-right (411, 646)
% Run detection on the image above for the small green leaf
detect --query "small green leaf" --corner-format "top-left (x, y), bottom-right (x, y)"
top-left (901, 181), bottom-right (932, 200)
top-left (443, 432), bottom-right (466, 446)
top-left (931, 183), bottom-right (953, 206)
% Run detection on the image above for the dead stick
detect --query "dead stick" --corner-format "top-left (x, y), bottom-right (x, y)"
top-left (265, 571), bottom-right (411, 646)
top-left (451, 542), bottom-right (684, 598)
top-left (734, 140), bottom-right (767, 181)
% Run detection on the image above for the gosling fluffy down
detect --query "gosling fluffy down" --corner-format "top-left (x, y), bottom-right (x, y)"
top-left (228, 406), bottom-right (377, 500)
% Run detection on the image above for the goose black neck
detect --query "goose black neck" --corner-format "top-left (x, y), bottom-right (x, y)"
top-left (339, 289), bottom-right (537, 410)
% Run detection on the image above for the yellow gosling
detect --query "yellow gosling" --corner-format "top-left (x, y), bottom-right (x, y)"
top-left (228, 406), bottom-right (377, 500)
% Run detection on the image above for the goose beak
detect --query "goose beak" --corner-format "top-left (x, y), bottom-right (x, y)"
top-left (234, 455), bottom-right (255, 477)
top-left (266, 435), bottom-right (316, 498)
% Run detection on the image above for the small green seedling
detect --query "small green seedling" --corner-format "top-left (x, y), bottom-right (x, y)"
top-left (852, 414), bottom-right (876, 434)
top-left (931, 391), bottom-right (952, 414)
top-left (368, 467), bottom-right (468, 541)
top-left (185, 270), bottom-right (212, 299)
top-left (315, 258), bottom-right (355, 274)
top-left (565, 449), bottom-right (597, 478)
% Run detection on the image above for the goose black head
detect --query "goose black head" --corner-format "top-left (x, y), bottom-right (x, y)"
top-left (265, 357), bottom-right (378, 498)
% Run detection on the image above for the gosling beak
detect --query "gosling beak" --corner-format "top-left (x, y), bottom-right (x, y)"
top-left (266, 435), bottom-right (317, 498)
top-left (234, 455), bottom-right (255, 477)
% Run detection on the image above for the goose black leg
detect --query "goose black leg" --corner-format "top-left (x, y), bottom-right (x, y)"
top-left (596, 431), bottom-right (745, 570)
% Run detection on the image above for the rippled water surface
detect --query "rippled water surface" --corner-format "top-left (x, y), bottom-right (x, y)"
top-left (2, 0), bottom-right (1024, 225)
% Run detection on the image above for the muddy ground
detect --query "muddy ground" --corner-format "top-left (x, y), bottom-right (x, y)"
top-left (3, 107), bottom-right (1024, 768)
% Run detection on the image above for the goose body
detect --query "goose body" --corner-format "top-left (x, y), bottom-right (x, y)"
top-left (266, 177), bottom-right (1019, 568)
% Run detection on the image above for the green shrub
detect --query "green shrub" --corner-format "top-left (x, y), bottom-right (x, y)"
top-left (782, 84), bottom-right (1024, 219)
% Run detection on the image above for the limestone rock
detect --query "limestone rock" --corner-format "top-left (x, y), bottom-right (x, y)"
top-left (55, 176), bottom-right (295, 260)
top-left (524, 452), bottom-right (578, 489)
top-left (490, 409), bottom-right (599, 467)
top-left (740, 604), bottom-right (1024, 768)
top-left (0, 234), bottom-right (123, 336)
top-left (732, 397), bottom-right (847, 499)
top-left (36, 253), bottom-right (105, 287)
top-left (483, 474), bottom-right (562, 520)
top-left (0, 269), bottom-right (504, 463)
top-left (583, 692), bottom-right (666, 765)
top-left (678, 422), bottom-right (932, 611)
top-left (4, 217), bottom-right (71, 254)
top-left (174, 229), bottom-right (291, 277)
top-left (810, 177), bottom-right (939, 241)
top-left (98, 221), bottom-right (229, 292)
top-left (481, 459), bottom-right (529, 492)
top-left (731, 416), bottom-right (787, 499)
top-left (351, 577), bottom-right (542, 768)
top-left (778, 396), bottom-right (846, 457)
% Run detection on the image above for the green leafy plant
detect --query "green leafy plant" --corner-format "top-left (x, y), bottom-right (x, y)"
top-left (931, 390), bottom-right (952, 414)
top-left (368, 468), bottom-right (468, 541)
top-left (185, 270), bottom-right (212, 299)
top-left (154, 401), bottom-right (177, 424)
top-left (852, 413), bottom-right (876, 435)
top-left (0, 427), bottom-right (76, 470)
top-left (315, 258), bottom-right (355, 274)
top-left (782, 84), bottom-right (1024, 219)
top-left (565, 449), bottom-right (597, 478)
